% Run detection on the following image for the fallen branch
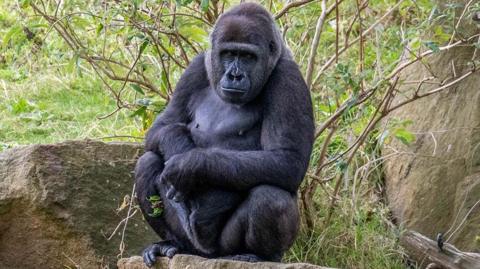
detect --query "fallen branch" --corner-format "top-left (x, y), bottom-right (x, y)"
top-left (401, 230), bottom-right (480, 269)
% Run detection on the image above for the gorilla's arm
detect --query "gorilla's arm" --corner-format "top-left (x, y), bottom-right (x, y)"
top-left (145, 54), bottom-right (209, 160)
top-left (192, 58), bottom-right (315, 193)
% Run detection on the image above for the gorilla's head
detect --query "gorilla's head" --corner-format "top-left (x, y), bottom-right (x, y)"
top-left (205, 3), bottom-right (286, 104)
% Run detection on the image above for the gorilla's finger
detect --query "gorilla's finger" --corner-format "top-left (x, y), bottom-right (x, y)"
top-left (148, 251), bottom-right (157, 267)
top-left (166, 185), bottom-right (177, 200)
top-left (143, 250), bottom-right (154, 267)
top-left (165, 246), bottom-right (178, 258)
top-left (159, 172), bottom-right (170, 184)
top-left (173, 192), bottom-right (185, 202)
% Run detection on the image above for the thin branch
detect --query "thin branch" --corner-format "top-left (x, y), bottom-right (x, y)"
top-left (312, 0), bottom-right (406, 84)
top-left (275, 0), bottom-right (315, 20)
top-left (305, 0), bottom-right (328, 88)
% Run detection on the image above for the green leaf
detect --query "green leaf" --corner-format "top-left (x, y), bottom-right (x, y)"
top-left (10, 98), bottom-right (34, 114)
top-left (336, 160), bottom-right (348, 172)
top-left (130, 106), bottom-right (147, 118)
top-left (160, 70), bottom-right (169, 96)
top-left (394, 128), bottom-right (415, 145)
top-left (20, 0), bottom-right (31, 8)
top-left (179, 25), bottom-right (208, 44)
top-left (176, 0), bottom-right (194, 6)
top-left (409, 38), bottom-right (422, 51)
top-left (424, 41), bottom-right (439, 52)
top-left (148, 207), bottom-right (163, 218)
top-left (96, 23), bottom-right (104, 36)
top-left (2, 25), bottom-right (23, 47)
top-left (130, 84), bottom-right (145, 95)
top-left (139, 39), bottom-right (149, 54)
top-left (147, 195), bottom-right (161, 202)
top-left (200, 0), bottom-right (209, 12)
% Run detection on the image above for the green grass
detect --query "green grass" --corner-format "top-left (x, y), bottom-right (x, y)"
top-left (285, 198), bottom-right (408, 269)
top-left (0, 70), bottom-right (142, 150)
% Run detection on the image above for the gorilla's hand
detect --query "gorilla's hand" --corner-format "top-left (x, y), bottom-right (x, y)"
top-left (160, 151), bottom-right (201, 202)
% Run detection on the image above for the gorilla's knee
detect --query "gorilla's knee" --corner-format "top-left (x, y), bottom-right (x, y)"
top-left (135, 151), bottom-right (164, 185)
top-left (245, 185), bottom-right (299, 259)
top-left (248, 185), bottom-right (296, 215)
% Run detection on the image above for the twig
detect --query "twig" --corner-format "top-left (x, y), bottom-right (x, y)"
top-left (274, 0), bottom-right (315, 19)
top-left (312, 0), bottom-right (406, 84)
top-left (305, 0), bottom-right (328, 88)
top-left (118, 183), bottom-right (137, 258)
top-left (448, 0), bottom-right (474, 45)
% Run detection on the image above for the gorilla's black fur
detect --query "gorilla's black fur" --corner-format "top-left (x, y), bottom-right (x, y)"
top-left (135, 3), bottom-right (314, 266)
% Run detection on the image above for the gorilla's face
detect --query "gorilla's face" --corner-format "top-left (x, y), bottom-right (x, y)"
top-left (217, 43), bottom-right (262, 103)
top-left (206, 9), bottom-right (283, 105)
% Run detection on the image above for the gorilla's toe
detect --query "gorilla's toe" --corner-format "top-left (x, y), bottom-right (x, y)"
top-left (142, 242), bottom-right (178, 267)
top-left (165, 246), bottom-right (178, 258)
top-left (142, 244), bottom-right (159, 267)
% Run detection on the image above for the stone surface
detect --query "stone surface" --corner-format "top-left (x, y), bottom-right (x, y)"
top-left (435, 0), bottom-right (479, 39)
top-left (118, 255), bottom-right (335, 269)
top-left (382, 45), bottom-right (480, 251)
top-left (0, 140), bottom-right (157, 268)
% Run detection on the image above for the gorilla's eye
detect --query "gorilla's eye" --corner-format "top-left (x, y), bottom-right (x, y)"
top-left (221, 50), bottom-right (235, 58)
top-left (244, 53), bottom-right (256, 60)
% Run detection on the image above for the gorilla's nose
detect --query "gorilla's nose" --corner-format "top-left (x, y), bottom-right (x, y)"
top-left (227, 68), bottom-right (245, 82)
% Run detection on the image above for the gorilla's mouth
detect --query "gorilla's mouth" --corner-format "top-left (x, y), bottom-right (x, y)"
top-left (221, 87), bottom-right (248, 94)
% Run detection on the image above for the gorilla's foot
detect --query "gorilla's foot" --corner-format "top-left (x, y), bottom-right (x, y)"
top-left (221, 254), bottom-right (263, 262)
top-left (142, 241), bottom-right (178, 267)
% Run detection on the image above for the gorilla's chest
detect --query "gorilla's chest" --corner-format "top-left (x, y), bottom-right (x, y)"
top-left (188, 90), bottom-right (262, 150)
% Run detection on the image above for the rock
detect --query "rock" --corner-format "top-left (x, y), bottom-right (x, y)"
top-left (0, 140), bottom-right (158, 268)
top-left (382, 45), bottom-right (480, 251)
top-left (435, 0), bottom-right (479, 38)
top-left (118, 255), bottom-right (335, 269)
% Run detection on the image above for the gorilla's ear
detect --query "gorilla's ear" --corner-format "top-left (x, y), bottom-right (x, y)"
top-left (204, 50), bottom-right (215, 88)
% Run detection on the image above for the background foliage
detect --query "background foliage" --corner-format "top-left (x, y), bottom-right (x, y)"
top-left (1, 0), bottom-right (479, 268)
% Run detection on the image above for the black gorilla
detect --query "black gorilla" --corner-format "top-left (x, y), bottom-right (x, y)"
top-left (135, 3), bottom-right (314, 266)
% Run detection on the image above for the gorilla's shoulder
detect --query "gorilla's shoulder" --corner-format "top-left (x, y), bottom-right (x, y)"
top-left (182, 52), bottom-right (207, 78)
top-left (174, 52), bottom-right (209, 96)
top-left (189, 52), bottom-right (206, 67)
top-left (272, 56), bottom-right (303, 80)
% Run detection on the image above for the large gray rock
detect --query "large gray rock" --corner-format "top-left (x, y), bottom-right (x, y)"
top-left (383, 45), bottom-right (480, 251)
top-left (0, 140), bottom-right (157, 268)
top-left (118, 255), bottom-right (335, 269)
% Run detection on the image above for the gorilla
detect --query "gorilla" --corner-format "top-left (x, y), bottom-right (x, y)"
top-left (134, 2), bottom-right (314, 266)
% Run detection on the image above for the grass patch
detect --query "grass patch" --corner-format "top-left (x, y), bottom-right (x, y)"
top-left (0, 70), bottom-right (142, 150)
top-left (285, 197), bottom-right (407, 269)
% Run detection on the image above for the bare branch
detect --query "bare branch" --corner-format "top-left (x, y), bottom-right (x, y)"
top-left (305, 0), bottom-right (328, 88)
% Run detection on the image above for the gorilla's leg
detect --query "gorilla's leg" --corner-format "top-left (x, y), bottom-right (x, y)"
top-left (135, 152), bottom-right (194, 265)
top-left (135, 151), bottom-right (167, 238)
top-left (219, 185), bottom-right (299, 262)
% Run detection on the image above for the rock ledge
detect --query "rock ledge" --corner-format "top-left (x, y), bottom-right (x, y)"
top-left (118, 255), bottom-right (335, 269)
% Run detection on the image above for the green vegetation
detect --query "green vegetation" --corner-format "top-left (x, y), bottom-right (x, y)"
top-left (1, 0), bottom-right (478, 268)
top-left (0, 72), bottom-right (141, 148)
